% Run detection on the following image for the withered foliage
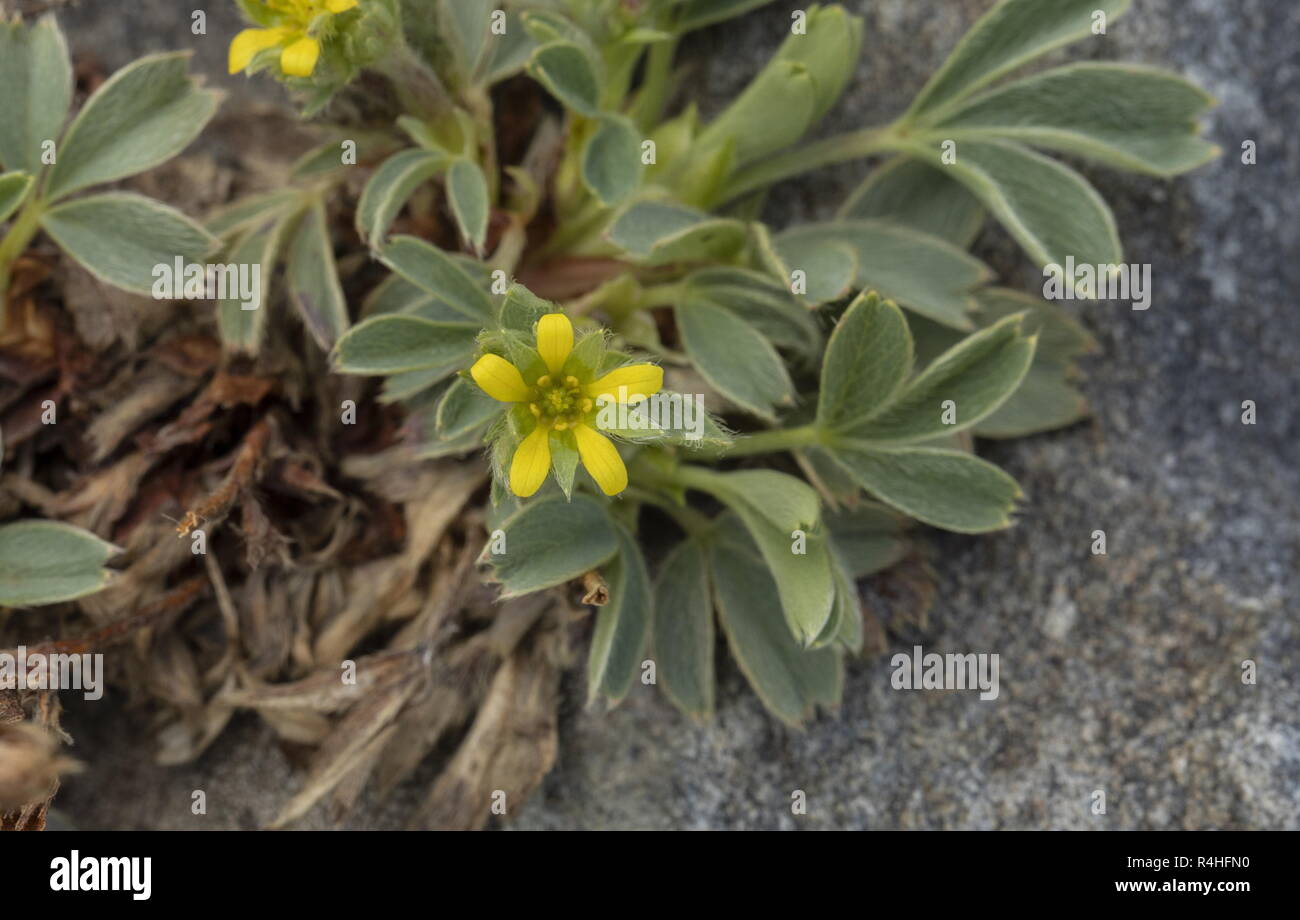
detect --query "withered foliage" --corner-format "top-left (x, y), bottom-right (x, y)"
top-left (0, 109), bottom-right (585, 830)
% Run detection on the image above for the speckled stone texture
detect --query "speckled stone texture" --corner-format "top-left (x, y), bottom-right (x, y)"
top-left (46, 0), bottom-right (1300, 829)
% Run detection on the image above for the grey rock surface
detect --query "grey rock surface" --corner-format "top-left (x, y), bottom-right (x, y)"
top-left (46, 0), bottom-right (1300, 829)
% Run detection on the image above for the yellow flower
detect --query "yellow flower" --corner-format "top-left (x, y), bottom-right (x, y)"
top-left (228, 0), bottom-right (359, 77)
top-left (470, 313), bottom-right (663, 498)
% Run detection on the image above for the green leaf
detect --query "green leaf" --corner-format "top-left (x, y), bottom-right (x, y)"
top-left (839, 157), bottom-right (985, 248)
top-left (0, 171), bottom-right (33, 223)
top-left (581, 115), bottom-right (644, 206)
top-left (676, 297), bottom-right (793, 420)
top-left (605, 200), bottom-right (704, 256)
top-left (605, 200), bottom-right (746, 264)
top-left (684, 468), bottom-right (836, 647)
top-left (484, 10), bottom-right (535, 84)
top-left (285, 200), bottom-right (349, 350)
top-left (331, 314), bottom-right (478, 375)
top-left (771, 4), bottom-right (864, 123)
top-left (710, 519), bottom-right (841, 725)
top-left (684, 266), bottom-right (820, 357)
top-left (0, 14), bottom-right (72, 174)
top-left (969, 288), bottom-right (1096, 437)
top-left (896, 138), bottom-right (1121, 272)
top-left (440, 0), bottom-right (493, 82)
top-left (774, 220), bottom-right (989, 329)
top-left (206, 188), bottom-right (301, 239)
top-left (587, 525), bottom-right (652, 705)
top-left (754, 221), bottom-right (858, 306)
top-left (382, 368), bottom-right (453, 405)
top-left (0, 520), bottom-right (117, 606)
top-left (490, 495), bottom-right (620, 597)
top-left (825, 502), bottom-right (909, 580)
top-left (675, 0), bottom-right (776, 32)
top-left (830, 445), bottom-right (1022, 533)
top-left (905, 0), bottom-right (1131, 119)
top-left (40, 192), bottom-right (216, 296)
top-left (933, 63), bottom-right (1218, 176)
top-left (356, 148), bottom-right (447, 245)
top-left (446, 157), bottom-right (490, 251)
top-left (527, 41), bottom-right (600, 116)
top-left (216, 212), bottom-right (288, 355)
top-left (378, 235), bottom-right (495, 323)
top-left (651, 538), bottom-right (714, 718)
top-left (436, 376), bottom-right (500, 440)
top-left (826, 551), bottom-right (861, 652)
top-left (362, 273), bottom-right (478, 324)
top-left (817, 291), bottom-right (913, 432)
top-left (694, 59), bottom-right (817, 168)
top-left (848, 313), bottom-right (1036, 443)
top-left (46, 52), bottom-right (221, 201)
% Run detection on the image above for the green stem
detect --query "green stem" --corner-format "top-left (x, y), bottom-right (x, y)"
top-left (716, 125), bottom-right (899, 204)
top-left (630, 36), bottom-right (679, 131)
top-left (535, 196), bottom-right (609, 260)
top-left (625, 485), bottom-right (712, 538)
top-left (378, 38), bottom-right (451, 124)
top-left (0, 194), bottom-right (45, 328)
top-left (704, 423), bottom-right (822, 460)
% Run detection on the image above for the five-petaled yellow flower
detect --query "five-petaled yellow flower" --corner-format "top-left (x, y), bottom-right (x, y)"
top-left (228, 0), bottom-right (359, 78)
top-left (471, 313), bottom-right (663, 498)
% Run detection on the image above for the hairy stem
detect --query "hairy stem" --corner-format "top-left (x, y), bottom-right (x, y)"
top-left (716, 125), bottom-right (899, 204)
top-left (701, 423), bottom-right (823, 460)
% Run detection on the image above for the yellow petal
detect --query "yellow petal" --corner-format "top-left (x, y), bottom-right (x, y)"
top-left (510, 426), bottom-right (551, 498)
top-left (585, 363), bottom-right (663, 404)
top-left (228, 28), bottom-right (286, 74)
top-left (280, 35), bottom-right (321, 77)
top-left (535, 313), bottom-right (574, 376)
top-left (470, 354), bottom-right (530, 403)
top-left (574, 424), bottom-right (627, 496)
top-left (327, 0), bottom-right (359, 11)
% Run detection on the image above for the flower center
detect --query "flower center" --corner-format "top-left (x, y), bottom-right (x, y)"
top-left (528, 376), bottom-right (592, 431)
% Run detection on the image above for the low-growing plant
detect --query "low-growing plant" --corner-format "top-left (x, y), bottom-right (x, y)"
top-left (0, 0), bottom-right (1215, 823)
